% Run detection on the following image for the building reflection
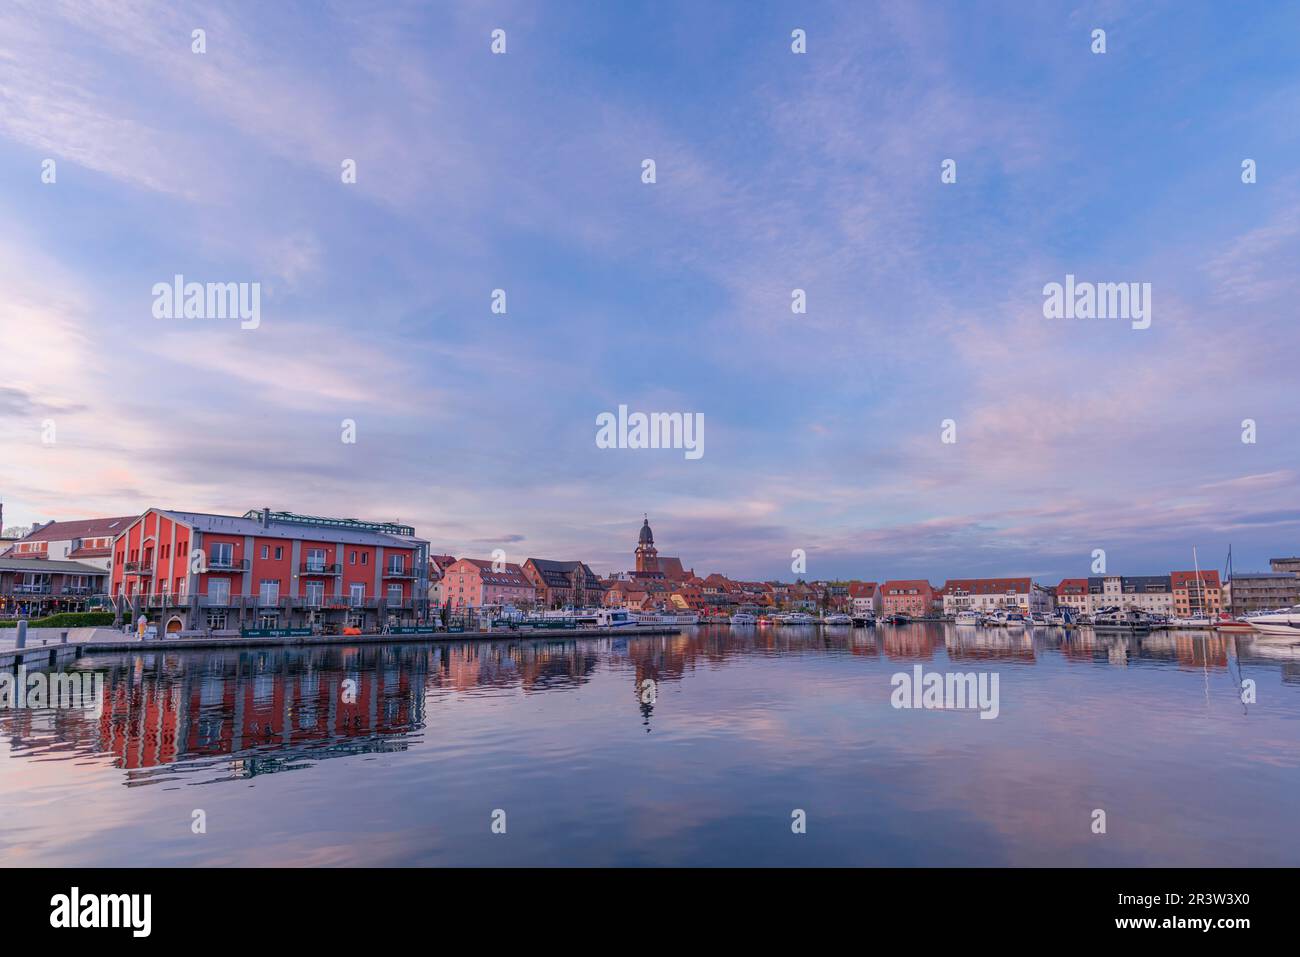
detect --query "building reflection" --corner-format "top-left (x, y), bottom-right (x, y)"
top-left (1, 626), bottom-right (1297, 785)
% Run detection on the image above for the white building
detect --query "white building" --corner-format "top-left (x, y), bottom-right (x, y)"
top-left (941, 578), bottom-right (1054, 616)
top-left (0, 516), bottom-right (137, 574)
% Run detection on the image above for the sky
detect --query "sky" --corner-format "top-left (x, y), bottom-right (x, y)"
top-left (1, 0), bottom-right (1299, 584)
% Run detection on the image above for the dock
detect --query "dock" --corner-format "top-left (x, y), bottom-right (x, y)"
top-left (5, 625), bottom-right (682, 666)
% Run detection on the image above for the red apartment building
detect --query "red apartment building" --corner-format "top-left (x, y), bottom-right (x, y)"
top-left (110, 507), bottom-right (429, 634)
top-left (880, 580), bottom-right (938, 617)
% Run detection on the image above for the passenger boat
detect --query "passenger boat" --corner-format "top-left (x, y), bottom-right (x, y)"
top-left (631, 610), bottom-right (700, 626)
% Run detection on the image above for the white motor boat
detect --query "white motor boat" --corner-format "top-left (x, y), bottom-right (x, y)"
top-left (822, 613), bottom-right (853, 626)
top-left (783, 612), bottom-right (816, 626)
top-left (954, 611), bottom-right (981, 627)
top-left (1245, 605), bottom-right (1300, 638)
top-left (729, 612), bottom-right (758, 626)
top-left (1166, 615), bottom-right (1214, 629)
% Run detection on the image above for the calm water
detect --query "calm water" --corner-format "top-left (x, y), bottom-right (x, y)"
top-left (2, 623), bottom-right (1298, 867)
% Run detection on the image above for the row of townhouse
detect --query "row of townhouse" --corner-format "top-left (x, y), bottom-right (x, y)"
top-left (433, 557), bottom-right (607, 611)
top-left (1052, 572), bottom-right (1225, 617)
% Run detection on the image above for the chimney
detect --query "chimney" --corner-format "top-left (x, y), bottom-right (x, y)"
top-left (262, 507), bottom-right (271, 527)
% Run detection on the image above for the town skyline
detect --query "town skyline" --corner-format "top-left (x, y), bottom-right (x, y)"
top-left (3, 2), bottom-right (1298, 587)
top-left (2, 499), bottom-right (1287, 586)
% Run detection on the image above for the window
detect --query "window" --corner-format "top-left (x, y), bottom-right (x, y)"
top-left (206, 611), bottom-right (228, 630)
top-left (176, 578), bottom-right (186, 598)
top-left (387, 584), bottom-right (403, 605)
top-left (361, 552), bottom-right (368, 566)
top-left (261, 545), bottom-right (269, 560)
top-left (208, 579), bottom-right (231, 605)
top-left (259, 579), bottom-right (280, 605)
top-left (389, 555), bottom-right (404, 574)
top-left (305, 580), bottom-right (324, 607)
top-left (350, 551), bottom-right (356, 565)
top-left (274, 547), bottom-right (283, 561)
top-left (210, 542), bottom-right (233, 568)
top-left (349, 583), bottom-right (365, 606)
top-left (307, 548), bottom-right (327, 571)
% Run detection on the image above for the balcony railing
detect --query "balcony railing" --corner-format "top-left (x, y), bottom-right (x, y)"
top-left (382, 567), bottom-right (418, 579)
top-left (61, 585), bottom-right (97, 595)
top-left (204, 557), bottom-right (250, 572)
top-left (12, 584), bottom-right (52, 595)
top-left (300, 562), bottom-right (341, 575)
top-left (123, 561), bottom-right (152, 574)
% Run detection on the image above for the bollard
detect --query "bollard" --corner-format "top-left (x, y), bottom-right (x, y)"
top-left (15, 619), bottom-right (27, 649)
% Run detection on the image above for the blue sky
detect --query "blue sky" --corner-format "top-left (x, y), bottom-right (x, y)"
top-left (2, 0), bottom-right (1298, 583)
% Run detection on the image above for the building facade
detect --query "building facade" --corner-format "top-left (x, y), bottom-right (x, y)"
top-left (523, 558), bottom-right (605, 608)
top-left (0, 515), bottom-right (137, 572)
top-left (0, 557), bottom-right (109, 618)
top-left (1225, 573), bottom-right (1300, 614)
top-left (880, 580), bottom-right (937, 617)
top-left (440, 558), bottom-right (536, 610)
top-left (109, 508), bottom-right (429, 634)
top-left (940, 578), bottom-right (1053, 616)
top-left (1170, 570), bottom-right (1223, 618)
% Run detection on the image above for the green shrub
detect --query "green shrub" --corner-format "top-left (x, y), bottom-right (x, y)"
top-left (0, 611), bottom-right (116, 629)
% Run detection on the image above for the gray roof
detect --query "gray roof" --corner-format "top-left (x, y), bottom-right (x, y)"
top-left (0, 557), bottom-right (108, 575)
top-left (156, 510), bottom-right (428, 549)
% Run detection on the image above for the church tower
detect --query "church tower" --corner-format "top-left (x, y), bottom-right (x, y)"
top-left (634, 515), bottom-right (661, 577)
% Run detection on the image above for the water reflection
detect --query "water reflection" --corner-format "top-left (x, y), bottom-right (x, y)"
top-left (3, 626), bottom-right (1296, 787)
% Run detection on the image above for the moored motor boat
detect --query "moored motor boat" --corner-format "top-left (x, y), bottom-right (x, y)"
top-left (1245, 605), bottom-right (1300, 638)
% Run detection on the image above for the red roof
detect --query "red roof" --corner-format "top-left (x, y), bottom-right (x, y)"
top-left (847, 581), bottom-right (878, 597)
top-left (450, 558), bottom-right (533, 588)
top-left (1056, 578), bottom-right (1089, 595)
top-left (881, 580), bottom-right (935, 594)
top-left (940, 577), bottom-right (1033, 596)
top-left (18, 516), bottom-right (137, 542)
top-left (1171, 570), bottom-right (1221, 588)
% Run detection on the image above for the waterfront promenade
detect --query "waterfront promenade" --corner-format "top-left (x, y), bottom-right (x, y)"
top-left (2, 624), bottom-right (682, 667)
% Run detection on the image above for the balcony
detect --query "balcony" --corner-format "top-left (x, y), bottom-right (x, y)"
top-left (383, 567), bottom-right (419, 579)
top-left (204, 557), bottom-right (250, 573)
top-left (12, 584), bottom-right (52, 595)
top-left (123, 561), bottom-right (153, 574)
top-left (61, 585), bottom-right (97, 596)
top-left (299, 562), bottom-right (341, 576)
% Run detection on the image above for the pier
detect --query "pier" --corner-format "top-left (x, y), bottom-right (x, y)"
top-left (5, 625), bottom-right (682, 666)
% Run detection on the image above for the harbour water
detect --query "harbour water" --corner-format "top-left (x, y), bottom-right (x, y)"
top-left (2, 623), bottom-right (1297, 866)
